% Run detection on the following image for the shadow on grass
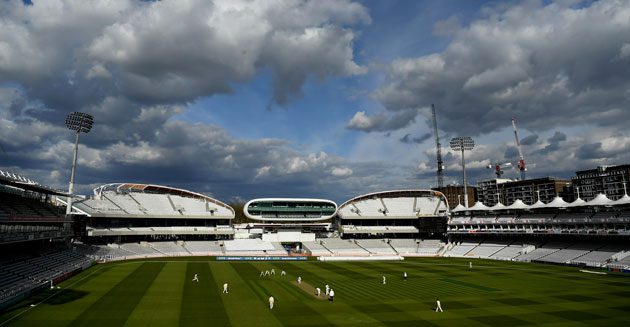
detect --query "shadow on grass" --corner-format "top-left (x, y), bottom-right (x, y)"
top-left (45, 289), bottom-right (88, 305)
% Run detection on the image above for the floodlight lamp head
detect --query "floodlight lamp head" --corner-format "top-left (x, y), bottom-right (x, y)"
top-left (449, 136), bottom-right (475, 151)
top-left (65, 112), bottom-right (94, 133)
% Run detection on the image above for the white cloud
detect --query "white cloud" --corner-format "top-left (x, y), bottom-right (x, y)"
top-left (331, 167), bottom-right (353, 177)
top-left (374, 0), bottom-right (630, 135)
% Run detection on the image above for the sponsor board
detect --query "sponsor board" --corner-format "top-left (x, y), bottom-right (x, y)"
top-left (216, 256), bottom-right (308, 261)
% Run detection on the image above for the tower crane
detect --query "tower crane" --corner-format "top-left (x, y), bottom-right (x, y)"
top-left (431, 104), bottom-right (444, 188)
top-left (511, 118), bottom-right (527, 180)
top-left (486, 162), bottom-right (512, 178)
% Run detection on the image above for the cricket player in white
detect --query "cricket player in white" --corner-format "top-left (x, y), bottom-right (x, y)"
top-left (265, 270), bottom-right (270, 276)
top-left (435, 299), bottom-right (443, 312)
top-left (281, 270), bottom-right (286, 276)
top-left (260, 271), bottom-right (264, 277)
top-left (325, 284), bottom-right (330, 295)
top-left (223, 282), bottom-right (229, 294)
top-left (192, 274), bottom-right (199, 282)
top-left (469, 261), bottom-right (472, 269)
top-left (297, 276), bottom-right (302, 284)
top-left (382, 275), bottom-right (386, 284)
top-left (403, 272), bottom-right (407, 281)
top-left (269, 296), bottom-right (275, 309)
top-left (271, 269), bottom-right (275, 275)
top-left (316, 287), bottom-right (321, 297)
top-left (329, 289), bottom-right (335, 302)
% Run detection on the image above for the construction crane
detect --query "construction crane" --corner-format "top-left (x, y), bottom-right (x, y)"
top-left (511, 118), bottom-right (527, 180)
top-left (487, 162), bottom-right (512, 178)
top-left (431, 104), bottom-right (444, 188)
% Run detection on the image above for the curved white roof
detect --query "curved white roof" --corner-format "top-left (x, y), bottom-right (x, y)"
top-left (506, 199), bottom-right (528, 210)
top-left (585, 193), bottom-right (613, 206)
top-left (338, 189), bottom-right (449, 219)
top-left (76, 183), bottom-right (235, 219)
top-left (544, 196), bottom-right (569, 208)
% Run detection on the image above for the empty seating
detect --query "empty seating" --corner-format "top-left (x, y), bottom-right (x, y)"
top-left (302, 242), bottom-right (332, 255)
top-left (355, 239), bottom-right (396, 254)
top-left (320, 238), bottom-right (369, 255)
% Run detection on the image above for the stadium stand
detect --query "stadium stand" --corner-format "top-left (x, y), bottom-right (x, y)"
top-left (320, 238), bottom-right (370, 256)
top-left (182, 241), bottom-right (224, 255)
top-left (302, 241), bottom-right (333, 256)
top-left (0, 249), bottom-right (92, 305)
top-left (150, 241), bottom-right (189, 256)
top-left (465, 240), bottom-right (509, 258)
top-left (490, 243), bottom-right (528, 260)
top-left (443, 240), bottom-right (480, 257)
top-left (355, 239), bottom-right (397, 254)
top-left (514, 242), bottom-right (571, 261)
top-left (222, 239), bottom-right (287, 255)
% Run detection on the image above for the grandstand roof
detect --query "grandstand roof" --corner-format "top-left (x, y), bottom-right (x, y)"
top-left (0, 170), bottom-right (69, 197)
top-left (529, 200), bottom-right (546, 209)
top-left (489, 202), bottom-right (507, 211)
top-left (338, 189), bottom-right (449, 219)
top-left (339, 189), bottom-right (448, 209)
top-left (451, 203), bottom-right (467, 212)
top-left (545, 196), bottom-right (569, 208)
top-left (506, 199), bottom-right (528, 210)
top-left (77, 183), bottom-right (235, 219)
top-left (468, 201), bottom-right (490, 211)
top-left (612, 194), bottom-right (630, 205)
top-left (566, 197), bottom-right (586, 207)
top-left (94, 183), bottom-right (216, 201)
top-left (585, 193), bottom-right (613, 206)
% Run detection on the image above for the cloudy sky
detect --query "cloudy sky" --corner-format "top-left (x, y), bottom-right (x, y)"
top-left (1, 0), bottom-right (630, 203)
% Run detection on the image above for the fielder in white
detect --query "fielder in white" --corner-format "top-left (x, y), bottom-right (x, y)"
top-left (271, 269), bottom-right (276, 275)
top-left (223, 282), bottom-right (229, 294)
top-left (469, 261), bottom-right (472, 269)
top-left (281, 270), bottom-right (286, 276)
top-left (382, 275), bottom-right (386, 284)
top-left (269, 296), bottom-right (275, 309)
top-left (260, 271), bottom-right (264, 277)
top-left (325, 284), bottom-right (330, 295)
top-left (192, 274), bottom-right (199, 282)
top-left (403, 272), bottom-right (408, 281)
top-left (435, 299), bottom-right (443, 312)
top-left (297, 276), bottom-right (302, 284)
top-left (329, 289), bottom-right (335, 302)
top-left (316, 287), bottom-right (321, 297)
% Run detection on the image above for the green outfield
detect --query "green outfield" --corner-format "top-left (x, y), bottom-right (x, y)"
top-left (1, 257), bottom-right (628, 326)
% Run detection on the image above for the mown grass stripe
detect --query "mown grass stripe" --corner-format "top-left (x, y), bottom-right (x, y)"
top-left (180, 262), bottom-right (230, 326)
top-left (233, 262), bottom-right (336, 326)
top-left (125, 262), bottom-right (185, 325)
top-left (69, 262), bottom-right (164, 326)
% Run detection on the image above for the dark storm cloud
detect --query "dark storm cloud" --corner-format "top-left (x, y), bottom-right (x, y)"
top-left (0, 0), bottom-right (379, 202)
top-left (539, 131), bottom-right (567, 154)
top-left (519, 134), bottom-right (538, 146)
top-left (370, 0), bottom-right (630, 136)
top-left (576, 142), bottom-right (606, 160)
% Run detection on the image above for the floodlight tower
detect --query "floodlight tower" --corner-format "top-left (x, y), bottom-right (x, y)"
top-left (450, 136), bottom-right (475, 207)
top-left (431, 104), bottom-right (444, 188)
top-left (65, 112), bottom-right (93, 215)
